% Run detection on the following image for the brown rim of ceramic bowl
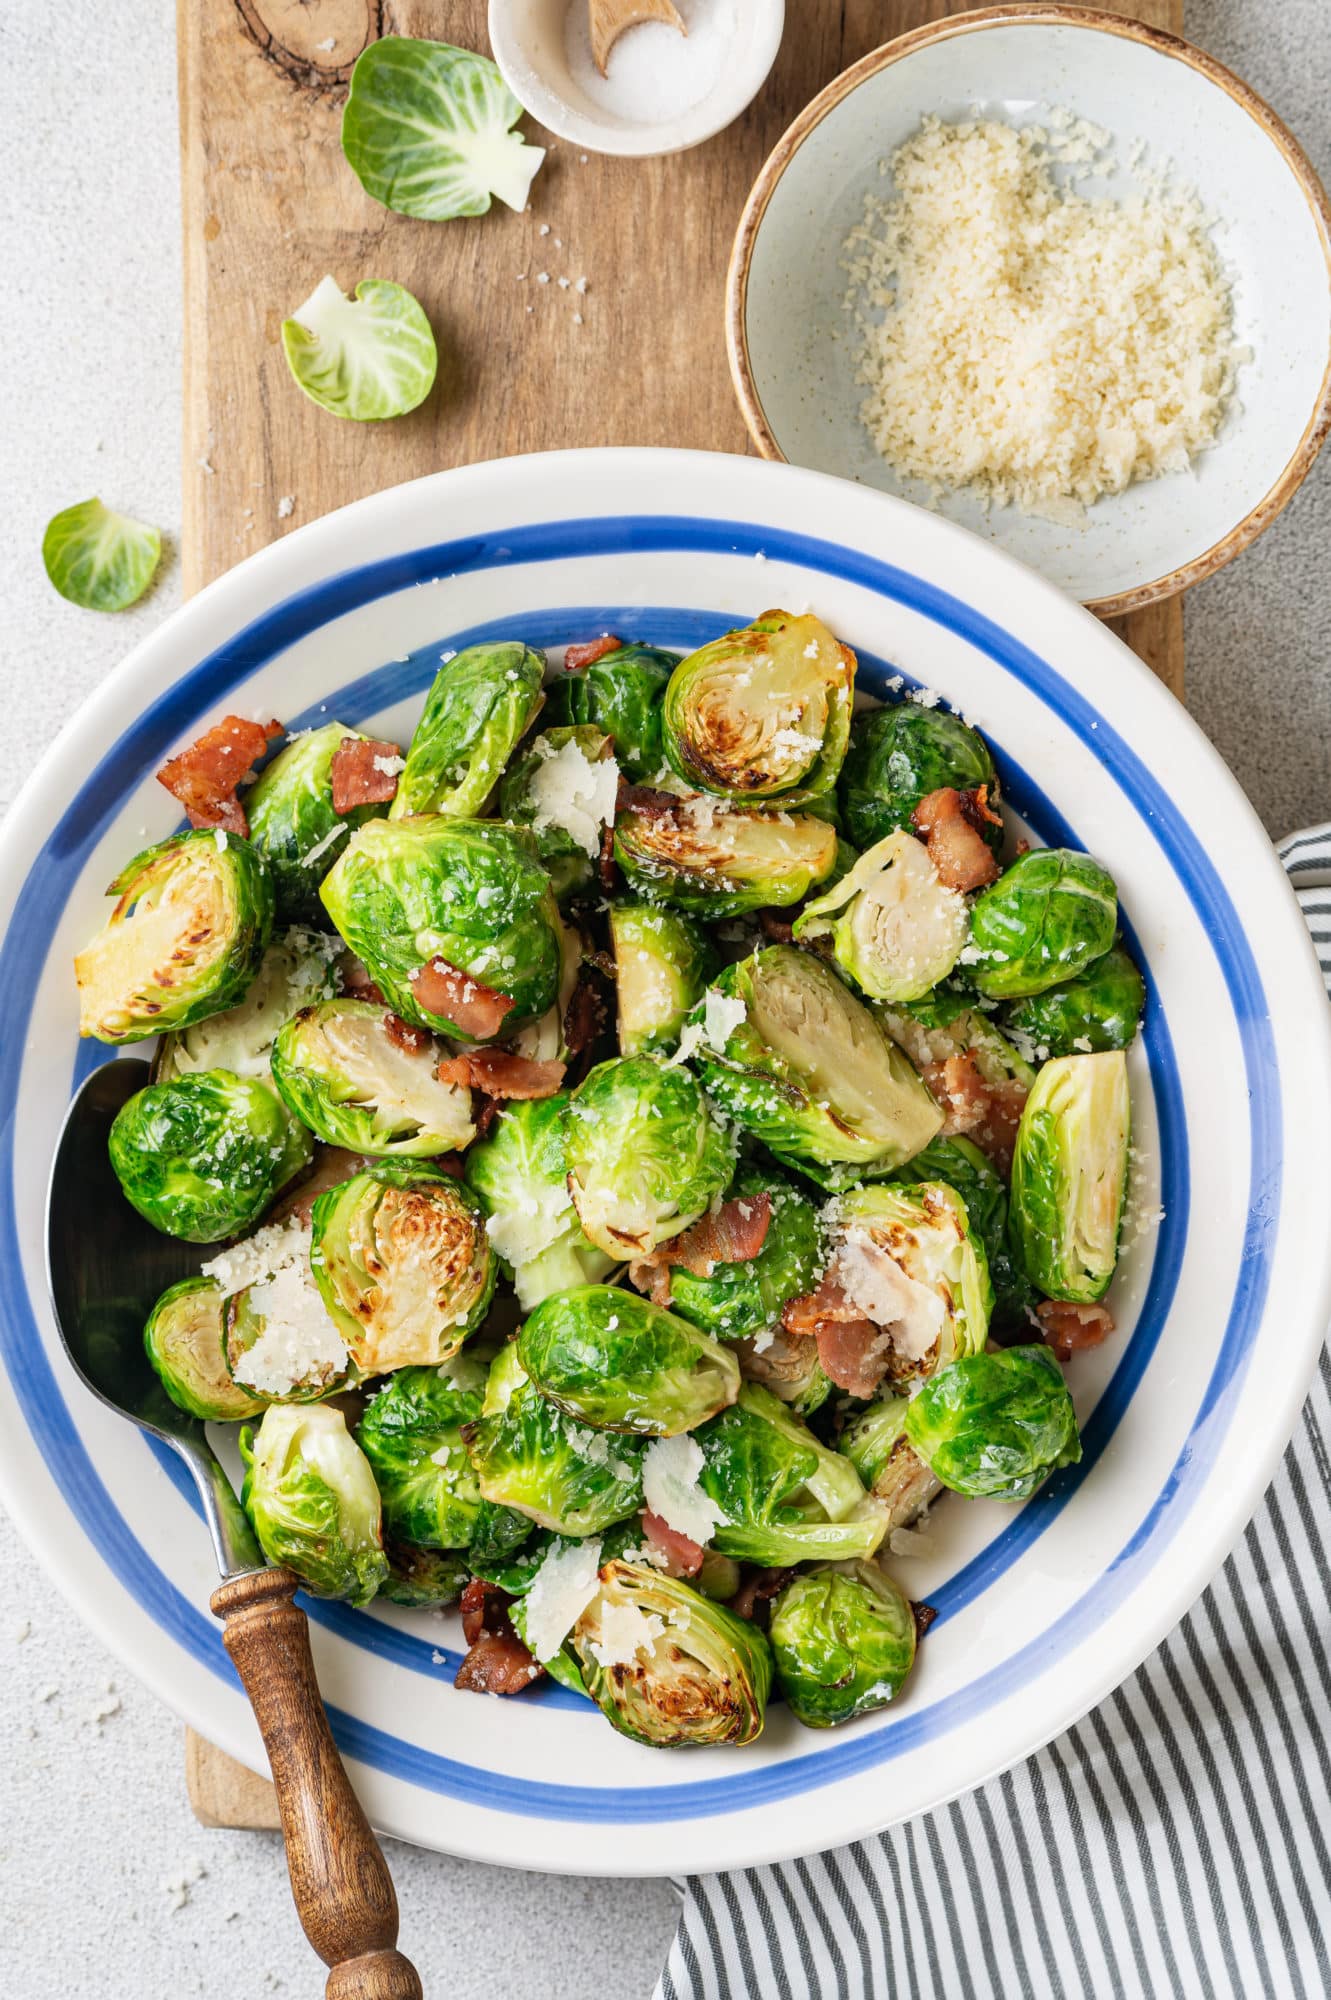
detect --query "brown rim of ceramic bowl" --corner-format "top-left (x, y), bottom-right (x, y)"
top-left (726, 3), bottom-right (1331, 620)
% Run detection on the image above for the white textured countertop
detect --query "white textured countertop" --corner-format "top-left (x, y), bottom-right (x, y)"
top-left (1, 4), bottom-right (1327, 1994)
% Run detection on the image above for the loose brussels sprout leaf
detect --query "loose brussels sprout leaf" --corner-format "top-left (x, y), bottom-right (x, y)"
top-left (217, 1216), bottom-right (353, 1404)
top-left (355, 1367), bottom-right (487, 1549)
top-left (497, 726), bottom-right (618, 902)
top-left (661, 611), bottom-right (855, 806)
top-left (1009, 1052), bottom-right (1130, 1302)
top-left (689, 949), bottom-right (941, 1189)
top-left (838, 1394), bottom-right (941, 1530)
top-left (342, 36), bottom-right (544, 220)
top-left (825, 1181), bottom-right (992, 1384)
top-left (75, 830), bottom-right (274, 1044)
top-left (695, 1383), bottom-right (882, 1566)
top-left (271, 999), bottom-right (473, 1155)
top-left (904, 1345), bottom-right (1082, 1500)
top-left (240, 1403), bottom-right (387, 1605)
top-left (109, 1070), bottom-right (312, 1243)
top-left (319, 816), bottom-right (562, 1038)
top-left (665, 1170), bottom-right (822, 1344)
top-left (381, 1538), bottom-right (469, 1609)
top-left (518, 1285), bottom-right (741, 1436)
top-left (615, 790), bottom-right (838, 919)
top-left (967, 849), bottom-right (1118, 1000)
top-left (564, 1055), bottom-right (736, 1258)
top-left (794, 828), bottom-right (969, 1002)
top-left (894, 1135), bottom-right (1036, 1331)
top-left (545, 643), bottom-right (676, 781)
top-left (571, 1560), bottom-right (772, 1748)
top-left (391, 642), bottom-right (545, 821)
top-left (247, 723), bottom-right (396, 924)
top-left (42, 497), bottom-right (161, 612)
top-left (769, 1561), bottom-right (918, 1727)
top-left (609, 901), bottom-right (714, 1056)
top-left (157, 927), bottom-right (342, 1082)
top-left (838, 702), bottom-right (998, 852)
top-left (282, 275), bottom-right (437, 421)
top-left (464, 1093), bottom-right (615, 1311)
top-left (1005, 945), bottom-right (1145, 1057)
top-left (143, 1277), bottom-right (268, 1422)
top-left (463, 1362), bottom-right (645, 1537)
top-left (311, 1162), bottom-right (495, 1372)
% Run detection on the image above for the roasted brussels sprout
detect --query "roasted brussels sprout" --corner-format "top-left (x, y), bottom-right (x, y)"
top-left (570, 1560), bottom-right (772, 1748)
top-left (497, 726), bottom-right (618, 902)
top-left (614, 789), bottom-right (838, 919)
top-left (76, 829), bottom-right (273, 1043)
top-left (695, 1383), bottom-right (883, 1566)
top-left (564, 1055), bottom-right (735, 1257)
top-left (769, 1561), bottom-right (917, 1727)
top-left (838, 1394), bottom-right (941, 1530)
top-left (110, 1070), bottom-right (311, 1245)
top-left (661, 611), bottom-right (854, 806)
top-left (156, 927), bottom-right (342, 1082)
top-left (904, 1345), bottom-right (1082, 1500)
top-left (319, 816), bottom-right (563, 1037)
top-left (509, 912), bottom-right (586, 1068)
top-left (240, 1403), bottom-right (387, 1605)
top-left (143, 1276), bottom-right (268, 1422)
top-left (464, 1093), bottom-right (615, 1310)
top-left (545, 641), bottom-right (676, 781)
top-left (246, 722), bottom-right (395, 923)
top-left (271, 998), bottom-right (473, 1155)
top-left (609, 902), bottom-right (714, 1055)
top-left (391, 641), bottom-right (544, 819)
top-left (838, 702), bottom-right (999, 853)
top-left (356, 1367), bottom-right (489, 1549)
top-left (663, 1170), bottom-right (822, 1344)
top-left (517, 1285), bottom-right (741, 1436)
top-left (896, 1135), bottom-right (1036, 1331)
top-left (687, 948), bottom-right (941, 1189)
top-left (380, 1539), bottom-right (469, 1609)
top-left (311, 1162), bottom-right (495, 1372)
top-left (462, 1354), bottom-right (645, 1536)
top-left (823, 1181), bottom-right (992, 1384)
top-left (1009, 1052), bottom-right (1130, 1302)
top-left (221, 1226), bottom-right (353, 1405)
top-left (793, 828), bottom-right (969, 1002)
top-left (1005, 945), bottom-right (1145, 1056)
top-left (967, 849), bottom-right (1118, 1000)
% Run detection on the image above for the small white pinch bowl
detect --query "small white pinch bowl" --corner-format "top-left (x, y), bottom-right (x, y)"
top-left (728, 4), bottom-right (1331, 615)
top-left (489, 0), bottom-right (785, 158)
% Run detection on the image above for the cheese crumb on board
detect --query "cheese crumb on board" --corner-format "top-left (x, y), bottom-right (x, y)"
top-left (643, 1433), bottom-right (727, 1545)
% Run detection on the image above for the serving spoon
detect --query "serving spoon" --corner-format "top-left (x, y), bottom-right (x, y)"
top-left (587, 0), bottom-right (685, 76)
top-left (46, 1057), bottom-right (422, 2000)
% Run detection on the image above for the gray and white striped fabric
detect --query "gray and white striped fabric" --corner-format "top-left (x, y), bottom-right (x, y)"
top-left (658, 824), bottom-right (1331, 2000)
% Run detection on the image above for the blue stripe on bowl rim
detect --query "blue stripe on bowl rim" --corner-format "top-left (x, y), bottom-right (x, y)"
top-left (0, 513), bottom-right (1273, 1826)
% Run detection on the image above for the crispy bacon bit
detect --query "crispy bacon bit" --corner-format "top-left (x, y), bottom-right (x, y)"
top-left (641, 1509), bottom-right (705, 1579)
top-left (911, 786), bottom-right (1001, 893)
top-left (410, 957), bottom-right (515, 1039)
top-left (436, 1048), bottom-right (566, 1100)
top-left (331, 736), bottom-right (401, 814)
top-left (781, 1269), bottom-right (861, 1339)
top-left (382, 1011), bottom-right (430, 1056)
top-left (1036, 1299), bottom-right (1116, 1362)
top-left (473, 1096), bottom-right (501, 1143)
top-left (923, 1051), bottom-right (1027, 1175)
top-left (1016, 837), bottom-right (1032, 857)
top-left (426, 1151), bottom-right (465, 1179)
top-left (815, 1318), bottom-right (895, 1398)
top-left (913, 1601), bottom-right (938, 1641)
top-left (564, 635), bottom-right (623, 672)
top-left (563, 971), bottom-right (606, 1069)
top-left (728, 1568), bottom-right (794, 1625)
top-left (759, 911), bottom-right (796, 946)
top-left (617, 780), bottom-right (679, 817)
top-left (455, 1578), bottom-right (543, 1697)
top-left (341, 956), bottom-right (386, 1005)
top-left (630, 1194), bottom-right (772, 1305)
top-left (599, 817), bottom-right (618, 894)
top-left (156, 715), bottom-right (282, 836)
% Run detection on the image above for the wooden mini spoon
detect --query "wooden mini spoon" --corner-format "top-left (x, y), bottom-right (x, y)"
top-left (588, 0), bottom-right (686, 77)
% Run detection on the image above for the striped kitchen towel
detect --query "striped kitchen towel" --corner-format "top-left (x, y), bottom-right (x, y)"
top-left (658, 824), bottom-right (1331, 2000)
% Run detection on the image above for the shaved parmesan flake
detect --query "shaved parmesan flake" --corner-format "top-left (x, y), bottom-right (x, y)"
top-left (833, 1229), bottom-right (945, 1362)
top-left (643, 1434), bottom-right (727, 1546)
top-left (586, 1598), bottom-right (665, 1670)
top-left (522, 1537), bottom-right (603, 1663)
top-left (527, 736), bottom-right (620, 857)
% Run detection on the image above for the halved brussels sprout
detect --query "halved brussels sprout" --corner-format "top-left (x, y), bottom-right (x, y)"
top-left (570, 1560), bottom-right (772, 1748)
top-left (839, 1394), bottom-right (941, 1530)
top-left (895, 1135), bottom-right (1035, 1331)
top-left (380, 1539), bottom-right (469, 1609)
top-left (319, 816), bottom-right (562, 1037)
top-left (311, 1162), bottom-right (495, 1372)
top-left (695, 1383), bottom-right (883, 1566)
top-left (156, 927), bottom-right (342, 1082)
top-left (391, 642), bottom-right (544, 820)
top-left (661, 611), bottom-right (855, 806)
top-left (564, 1055), bottom-right (735, 1258)
top-left (464, 1093), bottom-right (615, 1311)
top-left (498, 726), bottom-right (618, 902)
top-left (108, 1070), bottom-right (312, 1243)
top-left (688, 948), bottom-right (941, 1189)
top-left (967, 850), bottom-right (1118, 1000)
top-left (462, 1354), bottom-right (645, 1536)
top-left (221, 1228), bottom-right (353, 1405)
top-left (1009, 1052), bottom-right (1130, 1302)
top-left (271, 999), bottom-right (473, 1155)
top-left (904, 1345), bottom-right (1082, 1500)
top-left (240, 1403), bottom-right (387, 1605)
top-left (545, 642), bottom-right (676, 781)
top-left (769, 1561), bottom-right (917, 1727)
top-left (355, 1367), bottom-right (488, 1549)
top-left (793, 829), bottom-right (969, 1003)
top-left (609, 902), bottom-right (714, 1056)
top-left (143, 1277), bottom-right (268, 1422)
top-left (823, 1182), bottom-right (992, 1385)
top-left (246, 723), bottom-right (396, 924)
top-left (517, 1285), bottom-right (741, 1436)
top-left (615, 790), bottom-right (838, 919)
top-left (663, 1170), bottom-right (823, 1344)
top-left (838, 702), bottom-right (999, 852)
top-left (1005, 945), bottom-right (1145, 1057)
top-left (76, 830), bottom-right (274, 1043)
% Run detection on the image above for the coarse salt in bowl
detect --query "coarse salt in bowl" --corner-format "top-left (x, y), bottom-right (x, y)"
top-left (489, 0), bottom-right (786, 159)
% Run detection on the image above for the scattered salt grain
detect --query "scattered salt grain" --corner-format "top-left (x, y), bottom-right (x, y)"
top-left (277, 495), bottom-right (295, 519)
top-left (162, 1855), bottom-right (206, 1913)
top-left (13, 1619), bottom-right (30, 1643)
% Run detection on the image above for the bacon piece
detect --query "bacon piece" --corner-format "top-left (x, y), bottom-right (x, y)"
top-left (728, 1568), bottom-right (794, 1624)
top-left (815, 1318), bottom-right (895, 1398)
top-left (341, 956), bottom-right (386, 1005)
top-left (759, 911), bottom-right (796, 946)
top-left (410, 956), bottom-right (515, 1039)
top-left (781, 1269), bottom-right (862, 1339)
top-left (911, 786), bottom-right (1001, 893)
top-left (331, 736), bottom-right (401, 814)
top-left (473, 1096), bottom-right (501, 1143)
top-left (564, 635), bottom-right (623, 672)
top-left (436, 1048), bottom-right (566, 1100)
top-left (617, 780), bottom-right (679, 817)
top-left (455, 1578), bottom-right (543, 1697)
top-left (269, 1148), bottom-right (375, 1227)
top-left (1036, 1299), bottom-right (1116, 1362)
top-left (913, 1602), bottom-right (938, 1641)
top-left (157, 715), bottom-right (282, 836)
top-left (641, 1509), bottom-right (705, 1579)
top-left (599, 817), bottom-right (618, 894)
top-left (426, 1151), bottom-right (465, 1179)
top-left (382, 1011), bottom-right (431, 1056)
top-left (923, 1051), bottom-right (1027, 1175)
top-left (564, 971), bottom-right (605, 1062)
top-left (630, 1194), bottom-right (772, 1305)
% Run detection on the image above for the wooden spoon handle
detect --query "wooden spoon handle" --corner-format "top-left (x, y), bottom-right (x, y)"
top-left (212, 1568), bottom-right (422, 2000)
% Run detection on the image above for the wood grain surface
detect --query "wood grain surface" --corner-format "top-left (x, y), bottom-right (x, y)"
top-left (180, 0), bottom-right (1182, 1829)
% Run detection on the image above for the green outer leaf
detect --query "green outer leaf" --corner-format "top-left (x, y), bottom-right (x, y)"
top-left (517, 1284), bottom-right (741, 1436)
top-left (608, 901), bottom-right (715, 1056)
top-left (694, 1382), bottom-right (879, 1567)
top-left (1008, 1051), bottom-right (1131, 1302)
top-left (837, 701), bottom-right (998, 853)
top-left (904, 1345), bottom-right (1082, 1501)
top-left (391, 642), bottom-right (545, 821)
top-left (545, 643), bottom-right (676, 781)
top-left (563, 1054), bottom-right (736, 1259)
top-left (1004, 944), bottom-right (1145, 1057)
top-left (240, 1404), bottom-right (387, 1606)
top-left (967, 849), bottom-right (1118, 1001)
top-left (283, 276), bottom-right (436, 421)
top-left (109, 1069), bottom-right (312, 1243)
top-left (42, 498), bottom-right (160, 611)
top-left (246, 722), bottom-right (393, 923)
top-left (355, 1367), bottom-right (485, 1550)
top-left (462, 1374), bottom-right (645, 1537)
top-left (463, 1092), bottom-right (615, 1311)
top-left (380, 1539), bottom-right (469, 1608)
top-left (769, 1562), bottom-right (917, 1727)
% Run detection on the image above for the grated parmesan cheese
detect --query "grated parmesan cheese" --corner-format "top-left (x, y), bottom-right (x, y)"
top-left (203, 1219), bottom-right (348, 1397)
top-left (526, 736), bottom-right (620, 857)
top-left (642, 1433), bottom-right (727, 1546)
top-left (585, 1598), bottom-right (666, 1670)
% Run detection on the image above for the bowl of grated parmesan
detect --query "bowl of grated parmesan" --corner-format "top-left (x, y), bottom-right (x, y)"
top-left (727, 5), bottom-right (1331, 615)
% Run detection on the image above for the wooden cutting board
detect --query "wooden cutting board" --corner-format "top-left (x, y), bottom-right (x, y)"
top-left (178, 0), bottom-right (1183, 1830)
